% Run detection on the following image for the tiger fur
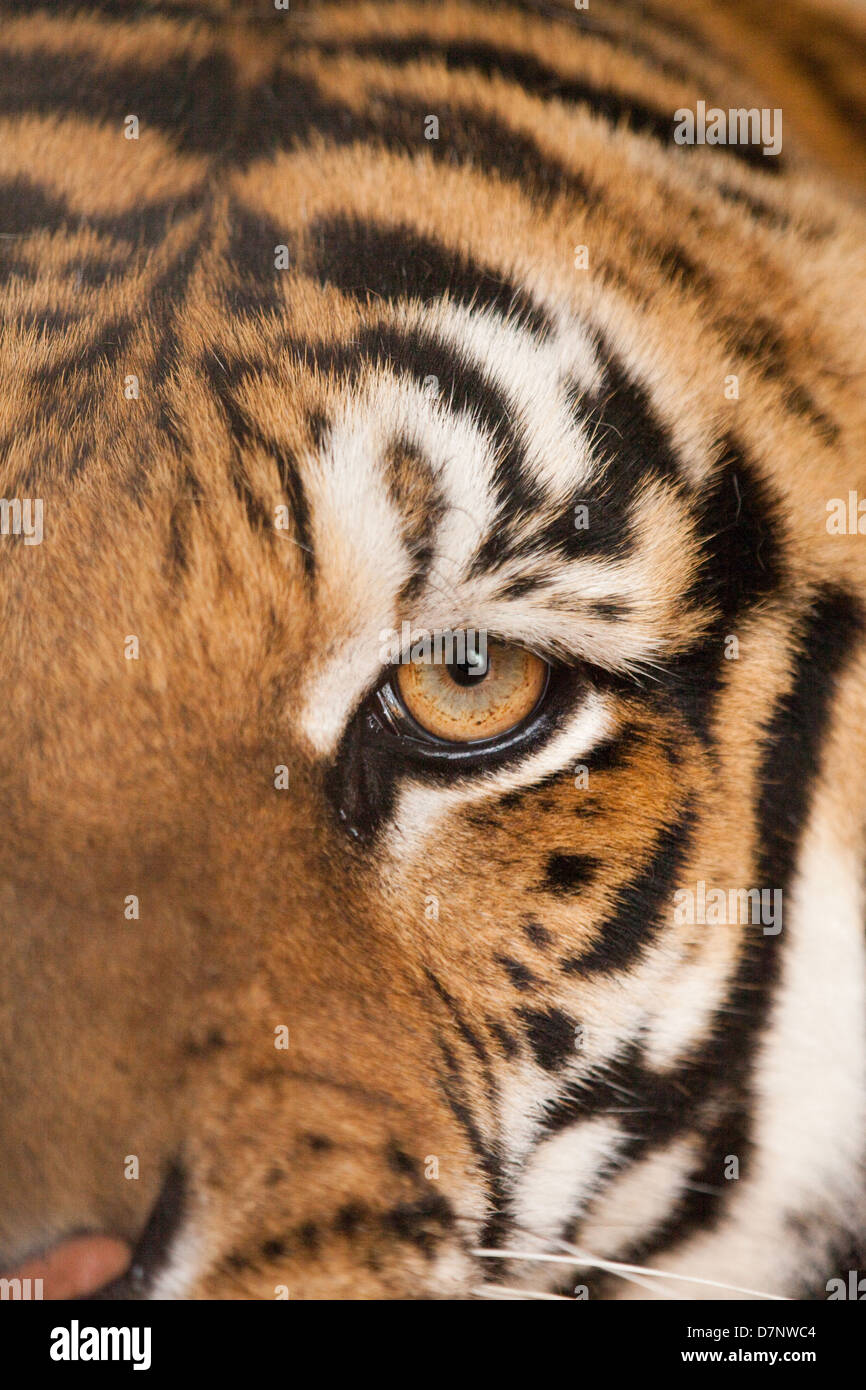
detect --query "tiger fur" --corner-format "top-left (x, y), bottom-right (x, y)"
top-left (1, 0), bottom-right (866, 1301)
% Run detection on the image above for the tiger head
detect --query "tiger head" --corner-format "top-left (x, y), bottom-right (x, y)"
top-left (1, 0), bottom-right (866, 1302)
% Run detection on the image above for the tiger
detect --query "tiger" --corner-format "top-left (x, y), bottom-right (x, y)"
top-left (1, 0), bottom-right (865, 1304)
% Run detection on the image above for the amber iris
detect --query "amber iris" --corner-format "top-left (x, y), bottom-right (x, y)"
top-left (395, 637), bottom-right (548, 743)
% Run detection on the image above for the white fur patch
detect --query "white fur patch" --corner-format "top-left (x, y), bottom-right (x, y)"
top-left (613, 793), bottom-right (866, 1297)
top-left (510, 1117), bottom-right (622, 1243)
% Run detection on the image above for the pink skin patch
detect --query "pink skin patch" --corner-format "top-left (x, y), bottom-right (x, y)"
top-left (3, 1235), bottom-right (132, 1299)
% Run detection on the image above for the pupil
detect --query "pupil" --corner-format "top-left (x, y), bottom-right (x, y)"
top-left (447, 644), bottom-right (488, 687)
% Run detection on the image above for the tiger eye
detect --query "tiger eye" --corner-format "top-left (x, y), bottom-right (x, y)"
top-left (395, 637), bottom-right (548, 743)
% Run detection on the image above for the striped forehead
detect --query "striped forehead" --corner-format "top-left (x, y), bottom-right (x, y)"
top-left (292, 292), bottom-right (695, 758)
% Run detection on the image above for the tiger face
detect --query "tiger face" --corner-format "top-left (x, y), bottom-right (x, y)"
top-left (1, 0), bottom-right (866, 1301)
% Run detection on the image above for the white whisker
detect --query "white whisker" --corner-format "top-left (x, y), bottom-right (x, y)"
top-left (475, 1241), bottom-right (677, 1300)
top-left (473, 1248), bottom-right (789, 1300)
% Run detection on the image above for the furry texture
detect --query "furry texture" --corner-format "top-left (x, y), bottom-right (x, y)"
top-left (1, 0), bottom-right (866, 1299)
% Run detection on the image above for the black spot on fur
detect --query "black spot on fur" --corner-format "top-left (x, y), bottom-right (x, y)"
top-left (589, 597), bottom-right (631, 620)
top-left (517, 1007), bottom-right (577, 1071)
top-left (383, 1194), bottom-right (455, 1257)
top-left (298, 1222), bottom-right (319, 1253)
top-left (387, 1144), bottom-right (419, 1178)
top-left (543, 852), bottom-right (599, 896)
top-left (182, 1027), bottom-right (227, 1058)
top-left (335, 1203), bottom-right (368, 1237)
top-left (523, 920), bottom-right (553, 949)
top-left (496, 955), bottom-right (537, 991)
top-left (303, 1134), bottom-right (334, 1154)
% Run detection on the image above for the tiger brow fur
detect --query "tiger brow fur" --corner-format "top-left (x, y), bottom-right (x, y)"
top-left (1, 0), bottom-right (865, 1300)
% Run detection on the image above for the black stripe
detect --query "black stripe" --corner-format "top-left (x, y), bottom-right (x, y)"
top-left (270, 74), bottom-right (719, 314)
top-left (89, 1163), bottom-right (186, 1300)
top-left (579, 725), bottom-right (637, 777)
top-left (571, 585), bottom-right (864, 1268)
top-left (483, 341), bottom-right (684, 574)
top-left (201, 352), bottom-right (314, 565)
top-left (540, 1039), bottom-right (646, 1142)
top-left (503, 0), bottom-right (753, 88)
top-left (1, 36), bottom-right (769, 376)
top-left (718, 313), bottom-right (840, 443)
top-left (0, 0), bottom-right (227, 18)
top-left (30, 312), bottom-right (135, 388)
top-left (655, 442), bottom-right (785, 743)
top-left (5, 307), bottom-right (80, 333)
top-left (313, 35), bottom-right (676, 143)
top-left (70, 256), bottom-right (126, 288)
top-left (310, 0), bottom-right (706, 87)
top-left (30, 213), bottom-right (204, 436)
top-left (637, 588), bottom-right (863, 1261)
top-left (164, 468), bottom-right (202, 579)
top-left (0, 172), bottom-right (205, 252)
top-left (0, 174), bottom-right (69, 236)
top-left (436, 1037), bottom-right (509, 1245)
top-left (1, 51), bottom-right (355, 171)
top-left (488, 1020), bottom-right (520, 1060)
top-left (756, 588), bottom-right (863, 898)
top-left (562, 344), bottom-right (682, 557)
top-left (789, 42), bottom-right (866, 142)
top-left (425, 968), bottom-right (493, 1075)
top-left (90, 188), bottom-right (206, 248)
top-left (383, 435), bottom-right (447, 604)
top-left (150, 217), bottom-right (211, 450)
top-left (275, 448), bottom-right (315, 582)
top-left (224, 202), bottom-right (289, 319)
top-left (604, 0), bottom-right (755, 88)
top-left (542, 0), bottom-right (714, 85)
top-left (713, 181), bottom-right (793, 231)
top-left (523, 919), bottom-right (553, 950)
top-left (307, 30), bottom-right (781, 176)
top-left (589, 597), bottom-right (631, 620)
top-left (798, 1236), bottom-right (866, 1300)
top-left (575, 344), bottom-right (682, 490)
top-left (241, 76), bottom-right (824, 447)
top-left (561, 797), bottom-right (696, 975)
top-left (301, 214), bottom-right (552, 337)
top-left (0, 45), bottom-right (237, 156)
top-left (273, 75), bottom-right (599, 209)
top-left (361, 0), bottom-right (713, 88)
